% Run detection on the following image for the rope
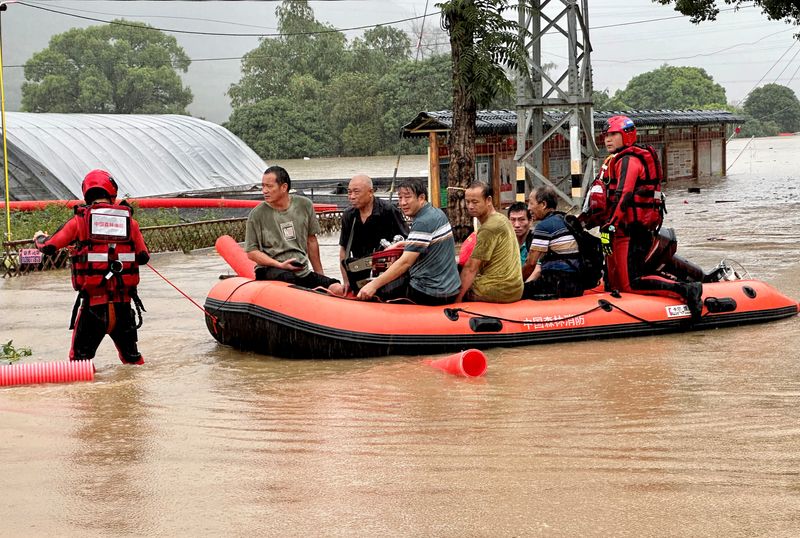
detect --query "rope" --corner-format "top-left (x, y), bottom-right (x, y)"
top-left (146, 263), bottom-right (221, 331)
top-left (442, 296), bottom-right (693, 328)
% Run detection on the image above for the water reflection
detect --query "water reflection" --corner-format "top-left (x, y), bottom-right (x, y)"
top-left (2, 138), bottom-right (800, 536)
top-left (64, 367), bottom-right (154, 535)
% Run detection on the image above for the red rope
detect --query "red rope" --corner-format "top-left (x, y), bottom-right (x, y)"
top-left (146, 263), bottom-right (220, 331)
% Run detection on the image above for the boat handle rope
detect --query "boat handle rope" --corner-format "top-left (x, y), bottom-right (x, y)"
top-left (443, 298), bottom-right (666, 328)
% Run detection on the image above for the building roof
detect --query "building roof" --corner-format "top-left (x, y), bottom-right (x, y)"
top-left (3, 112), bottom-right (266, 201)
top-left (402, 109), bottom-right (746, 137)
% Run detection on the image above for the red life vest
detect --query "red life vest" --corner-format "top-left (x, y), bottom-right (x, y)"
top-left (606, 144), bottom-right (665, 231)
top-left (69, 203), bottom-right (141, 304)
top-left (582, 155), bottom-right (614, 228)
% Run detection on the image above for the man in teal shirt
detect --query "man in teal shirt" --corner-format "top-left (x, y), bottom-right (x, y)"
top-left (507, 201), bottom-right (533, 266)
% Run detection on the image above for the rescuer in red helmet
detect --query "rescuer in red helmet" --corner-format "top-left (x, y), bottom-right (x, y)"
top-left (34, 169), bottom-right (150, 364)
top-left (582, 115), bottom-right (704, 321)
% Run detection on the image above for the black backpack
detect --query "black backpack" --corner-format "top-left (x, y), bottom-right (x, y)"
top-left (563, 214), bottom-right (604, 290)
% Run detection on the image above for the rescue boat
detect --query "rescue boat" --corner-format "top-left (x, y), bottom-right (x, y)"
top-left (204, 276), bottom-right (799, 359)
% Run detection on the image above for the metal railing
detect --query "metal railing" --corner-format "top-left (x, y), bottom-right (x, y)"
top-left (1, 212), bottom-right (343, 278)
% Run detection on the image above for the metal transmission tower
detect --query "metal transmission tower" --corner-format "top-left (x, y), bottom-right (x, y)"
top-left (514, 0), bottom-right (598, 207)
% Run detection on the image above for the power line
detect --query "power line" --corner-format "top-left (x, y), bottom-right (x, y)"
top-left (590, 28), bottom-right (797, 63)
top-left (740, 39), bottom-right (799, 102)
top-left (772, 42), bottom-right (800, 84)
top-left (24, 0), bottom-right (278, 30)
top-left (17, 1), bottom-right (440, 37)
top-left (589, 5), bottom-right (755, 30)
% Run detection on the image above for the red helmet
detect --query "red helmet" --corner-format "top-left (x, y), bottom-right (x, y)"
top-left (82, 169), bottom-right (118, 202)
top-left (602, 115), bottom-right (637, 147)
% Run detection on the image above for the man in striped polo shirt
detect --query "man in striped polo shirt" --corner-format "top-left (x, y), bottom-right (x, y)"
top-left (356, 178), bottom-right (460, 305)
top-left (522, 185), bottom-right (584, 299)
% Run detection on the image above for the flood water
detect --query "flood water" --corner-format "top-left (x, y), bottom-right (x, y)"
top-left (2, 137), bottom-right (800, 536)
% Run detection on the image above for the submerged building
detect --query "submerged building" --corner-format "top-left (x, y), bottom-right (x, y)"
top-left (402, 109), bottom-right (745, 207)
top-left (0, 113), bottom-right (266, 201)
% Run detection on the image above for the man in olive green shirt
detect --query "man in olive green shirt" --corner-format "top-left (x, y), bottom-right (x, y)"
top-left (245, 165), bottom-right (343, 295)
top-left (456, 181), bottom-right (524, 303)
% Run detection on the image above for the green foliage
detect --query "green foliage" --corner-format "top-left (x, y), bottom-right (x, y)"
top-left (592, 89), bottom-right (629, 112)
top-left (438, 0), bottom-right (528, 107)
top-left (350, 27), bottom-right (413, 75)
top-left (228, 1), bottom-right (349, 108)
top-left (22, 20), bottom-right (193, 114)
top-left (743, 83), bottom-right (800, 133)
top-left (737, 117), bottom-right (780, 138)
top-left (615, 65), bottom-right (727, 110)
top-left (1, 204), bottom-right (73, 241)
top-left (226, 74), bottom-right (337, 158)
top-left (376, 55), bottom-right (454, 154)
top-left (226, 0), bottom-right (452, 159)
top-left (2, 340), bottom-right (33, 364)
top-left (652, 1), bottom-right (800, 27)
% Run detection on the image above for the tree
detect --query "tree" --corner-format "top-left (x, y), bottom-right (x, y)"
top-left (227, 0), bottom-right (452, 160)
top-left (437, 0), bottom-right (528, 240)
top-left (592, 89), bottom-right (629, 112)
top-left (743, 83), bottom-right (800, 133)
top-left (22, 20), bottom-right (192, 114)
top-left (225, 75), bottom-right (336, 159)
top-left (349, 26), bottom-right (412, 75)
top-left (326, 72), bottom-right (386, 156)
top-left (615, 65), bottom-right (727, 110)
top-left (228, 0), bottom-right (349, 107)
top-left (376, 54), bottom-right (454, 154)
top-left (653, 1), bottom-right (800, 27)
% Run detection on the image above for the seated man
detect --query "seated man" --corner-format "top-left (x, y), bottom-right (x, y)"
top-left (356, 178), bottom-right (460, 305)
top-left (339, 173), bottom-right (408, 292)
top-left (507, 201), bottom-right (534, 265)
top-left (246, 165), bottom-right (344, 295)
top-left (522, 186), bottom-right (584, 299)
top-left (456, 182), bottom-right (523, 303)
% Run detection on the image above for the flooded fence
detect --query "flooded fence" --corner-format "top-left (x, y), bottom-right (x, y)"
top-left (1, 212), bottom-right (343, 278)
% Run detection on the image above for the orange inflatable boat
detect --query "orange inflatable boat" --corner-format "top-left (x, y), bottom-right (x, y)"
top-left (204, 276), bottom-right (799, 359)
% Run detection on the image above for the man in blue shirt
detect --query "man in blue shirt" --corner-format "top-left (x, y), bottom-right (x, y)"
top-left (522, 186), bottom-right (583, 299)
top-left (356, 179), bottom-right (460, 305)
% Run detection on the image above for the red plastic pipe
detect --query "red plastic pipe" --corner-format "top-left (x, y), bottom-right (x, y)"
top-left (0, 198), bottom-right (338, 213)
top-left (424, 349), bottom-right (488, 377)
top-left (0, 360), bottom-right (95, 387)
top-left (215, 235), bottom-right (255, 279)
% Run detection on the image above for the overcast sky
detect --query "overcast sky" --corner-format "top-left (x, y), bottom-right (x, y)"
top-left (2, 0), bottom-right (798, 123)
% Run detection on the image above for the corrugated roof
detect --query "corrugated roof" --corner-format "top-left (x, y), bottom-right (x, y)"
top-left (402, 109), bottom-right (746, 137)
top-left (2, 113), bottom-right (267, 201)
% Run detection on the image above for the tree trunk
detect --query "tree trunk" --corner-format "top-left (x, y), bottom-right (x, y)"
top-left (446, 16), bottom-right (477, 243)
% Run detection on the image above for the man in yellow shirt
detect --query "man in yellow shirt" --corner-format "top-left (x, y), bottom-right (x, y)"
top-left (456, 181), bottom-right (524, 303)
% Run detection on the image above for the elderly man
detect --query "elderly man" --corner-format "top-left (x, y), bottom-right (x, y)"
top-left (246, 165), bottom-right (344, 295)
top-left (522, 185), bottom-right (584, 299)
top-left (339, 174), bottom-right (408, 292)
top-left (456, 181), bottom-right (523, 303)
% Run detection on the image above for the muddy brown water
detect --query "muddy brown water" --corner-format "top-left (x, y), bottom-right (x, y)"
top-left (2, 137), bottom-right (799, 536)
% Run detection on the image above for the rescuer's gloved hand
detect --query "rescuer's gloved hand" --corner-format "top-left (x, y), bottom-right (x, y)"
top-left (600, 225), bottom-right (614, 255)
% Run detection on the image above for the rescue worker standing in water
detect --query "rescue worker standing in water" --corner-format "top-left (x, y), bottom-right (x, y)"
top-left (583, 116), bottom-right (703, 320)
top-left (34, 170), bottom-right (150, 364)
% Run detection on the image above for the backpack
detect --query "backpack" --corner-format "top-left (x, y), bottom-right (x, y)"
top-left (563, 214), bottom-right (604, 290)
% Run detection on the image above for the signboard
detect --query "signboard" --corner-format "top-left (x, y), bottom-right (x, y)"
top-left (19, 249), bottom-right (43, 265)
